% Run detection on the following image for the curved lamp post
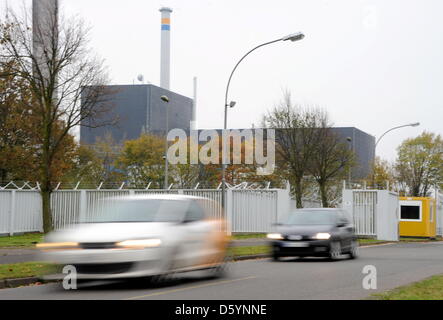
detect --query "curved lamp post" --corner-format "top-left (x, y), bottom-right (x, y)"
top-left (346, 137), bottom-right (353, 184)
top-left (375, 122), bottom-right (420, 148)
top-left (221, 32), bottom-right (305, 210)
top-left (372, 122), bottom-right (420, 188)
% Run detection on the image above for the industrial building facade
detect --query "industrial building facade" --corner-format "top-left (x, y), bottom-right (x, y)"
top-left (330, 127), bottom-right (375, 179)
top-left (80, 84), bottom-right (193, 144)
top-left (80, 85), bottom-right (374, 179)
top-left (193, 128), bottom-right (375, 180)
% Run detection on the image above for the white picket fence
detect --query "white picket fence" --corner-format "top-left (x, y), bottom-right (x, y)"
top-left (0, 190), bottom-right (43, 235)
top-left (0, 188), bottom-right (290, 235)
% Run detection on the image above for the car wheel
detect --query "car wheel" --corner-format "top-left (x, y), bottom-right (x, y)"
top-left (148, 271), bottom-right (176, 285)
top-left (207, 254), bottom-right (229, 279)
top-left (349, 240), bottom-right (359, 259)
top-left (272, 253), bottom-right (280, 261)
top-left (207, 263), bottom-right (227, 279)
top-left (329, 241), bottom-right (342, 260)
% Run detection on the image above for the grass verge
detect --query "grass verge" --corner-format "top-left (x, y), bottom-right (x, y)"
top-left (0, 233), bottom-right (43, 248)
top-left (228, 245), bottom-right (270, 257)
top-left (372, 274), bottom-right (443, 300)
top-left (0, 262), bottom-right (57, 281)
top-left (400, 237), bottom-right (442, 242)
top-left (231, 233), bottom-right (267, 240)
top-left (358, 238), bottom-right (388, 245)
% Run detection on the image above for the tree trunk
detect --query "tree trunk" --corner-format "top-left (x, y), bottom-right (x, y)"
top-left (294, 177), bottom-right (303, 208)
top-left (41, 119), bottom-right (53, 233)
top-left (319, 182), bottom-right (329, 208)
top-left (41, 187), bottom-right (53, 233)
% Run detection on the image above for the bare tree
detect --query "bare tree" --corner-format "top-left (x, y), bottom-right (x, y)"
top-left (0, 4), bottom-right (115, 232)
top-left (307, 112), bottom-right (354, 207)
top-left (262, 92), bottom-right (322, 208)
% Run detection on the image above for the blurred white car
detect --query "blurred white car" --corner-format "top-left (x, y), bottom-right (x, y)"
top-left (37, 195), bottom-right (229, 281)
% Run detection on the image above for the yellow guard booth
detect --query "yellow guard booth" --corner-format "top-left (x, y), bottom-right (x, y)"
top-left (399, 197), bottom-right (436, 238)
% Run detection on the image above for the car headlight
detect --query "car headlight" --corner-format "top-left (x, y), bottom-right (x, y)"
top-left (267, 233), bottom-right (284, 240)
top-left (116, 239), bottom-right (162, 248)
top-left (313, 233), bottom-right (331, 240)
top-left (36, 242), bottom-right (79, 250)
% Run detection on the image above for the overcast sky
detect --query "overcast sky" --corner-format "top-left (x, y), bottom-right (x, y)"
top-left (3, 0), bottom-right (442, 161)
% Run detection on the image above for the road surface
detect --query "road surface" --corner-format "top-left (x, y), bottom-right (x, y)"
top-left (0, 242), bottom-right (442, 300)
top-left (0, 239), bottom-right (263, 265)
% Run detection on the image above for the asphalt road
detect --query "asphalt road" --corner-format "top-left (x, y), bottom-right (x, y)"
top-left (1, 242), bottom-right (443, 300)
top-left (0, 240), bottom-right (263, 265)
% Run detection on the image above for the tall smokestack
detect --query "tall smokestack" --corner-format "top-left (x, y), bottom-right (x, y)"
top-left (191, 77), bottom-right (197, 130)
top-left (159, 7), bottom-right (172, 90)
top-left (33, 0), bottom-right (58, 87)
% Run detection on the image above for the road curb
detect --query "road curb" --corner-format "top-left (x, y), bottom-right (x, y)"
top-left (232, 254), bottom-right (269, 261)
top-left (3, 277), bottom-right (39, 288)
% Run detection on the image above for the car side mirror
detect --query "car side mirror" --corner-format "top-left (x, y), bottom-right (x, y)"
top-left (336, 222), bottom-right (346, 227)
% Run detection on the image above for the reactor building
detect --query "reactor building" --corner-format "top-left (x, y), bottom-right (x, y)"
top-left (80, 7), bottom-right (195, 144)
top-left (80, 84), bottom-right (193, 144)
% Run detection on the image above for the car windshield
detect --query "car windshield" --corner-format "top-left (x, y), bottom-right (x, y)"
top-left (284, 210), bottom-right (337, 225)
top-left (81, 199), bottom-right (187, 223)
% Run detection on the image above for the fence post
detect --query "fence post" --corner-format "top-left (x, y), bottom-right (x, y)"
top-left (79, 190), bottom-right (87, 222)
top-left (226, 189), bottom-right (233, 235)
top-left (9, 190), bottom-right (16, 236)
top-left (342, 189), bottom-right (353, 219)
top-left (276, 188), bottom-right (290, 224)
top-left (375, 190), bottom-right (399, 241)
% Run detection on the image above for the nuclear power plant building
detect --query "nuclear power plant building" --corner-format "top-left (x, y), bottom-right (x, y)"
top-left (80, 6), bottom-right (195, 144)
top-left (80, 84), bottom-right (193, 144)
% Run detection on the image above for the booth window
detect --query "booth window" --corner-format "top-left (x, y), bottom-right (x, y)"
top-left (400, 205), bottom-right (420, 220)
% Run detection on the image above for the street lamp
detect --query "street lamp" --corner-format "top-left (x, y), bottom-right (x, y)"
top-left (372, 122), bottom-right (420, 188)
top-left (375, 122), bottom-right (420, 148)
top-left (221, 32), bottom-right (305, 210)
top-left (161, 95), bottom-right (170, 189)
top-left (346, 137), bottom-right (353, 185)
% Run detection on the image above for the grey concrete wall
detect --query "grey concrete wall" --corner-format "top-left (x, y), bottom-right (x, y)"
top-left (80, 84), bottom-right (192, 144)
top-left (80, 85), bottom-right (148, 144)
top-left (331, 127), bottom-right (376, 179)
top-left (148, 85), bottom-right (193, 134)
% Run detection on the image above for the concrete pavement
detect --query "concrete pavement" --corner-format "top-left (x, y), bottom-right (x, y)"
top-left (0, 242), bottom-right (443, 299)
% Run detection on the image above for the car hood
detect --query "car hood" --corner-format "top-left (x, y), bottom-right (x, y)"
top-left (44, 222), bottom-right (173, 243)
top-left (277, 224), bottom-right (334, 236)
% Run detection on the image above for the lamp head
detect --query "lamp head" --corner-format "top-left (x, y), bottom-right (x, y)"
top-left (410, 122), bottom-right (420, 127)
top-left (282, 32), bottom-right (305, 42)
top-left (229, 101), bottom-right (236, 108)
top-left (160, 95), bottom-right (169, 103)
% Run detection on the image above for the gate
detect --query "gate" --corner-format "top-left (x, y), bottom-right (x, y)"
top-left (352, 191), bottom-right (377, 236)
top-left (343, 189), bottom-right (399, 241)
